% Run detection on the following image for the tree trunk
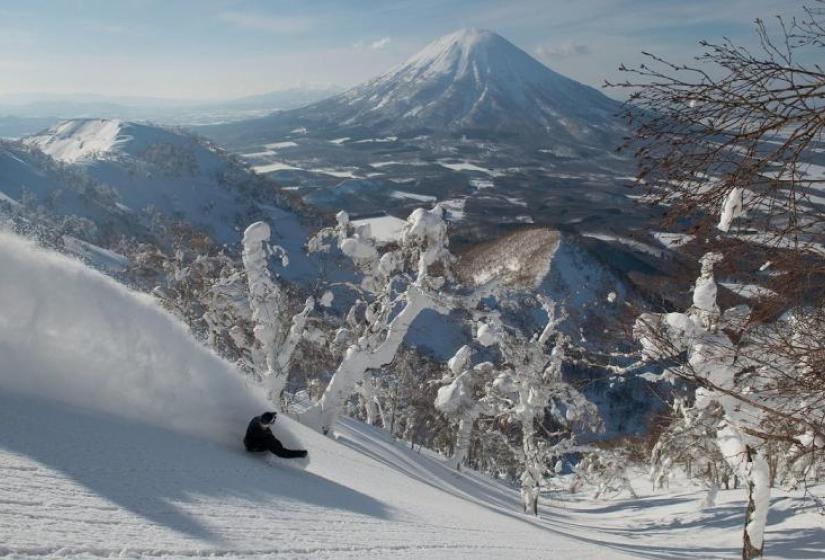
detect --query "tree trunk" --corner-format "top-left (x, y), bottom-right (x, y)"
top-left (742, 446), bottom-right (769, 560)
top-left (521, 486), bottom-right (539, 516)
top-left (742, 479), bottom-right (763, 559)
top-left (453, 416), bottom-right (473, 470)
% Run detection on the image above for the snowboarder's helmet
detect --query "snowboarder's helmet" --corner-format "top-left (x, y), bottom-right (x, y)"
top-left (261, 412), bottom-right (277, 425)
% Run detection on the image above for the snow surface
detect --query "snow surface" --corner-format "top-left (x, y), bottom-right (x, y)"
top-left (252, 161), bottom-right (303, 174)
top-left (391, 191), bottom-right (437, 203)
top-left (353, 136), bottom-right (398, 144)
top-left (0, 190), bottom-right (21, 207)
top-left (470, 178), bottom-right (495, 190)
top-left (653, 231), bottom-right (695, 248)
top-left (582, 232), bottom-right (664, 258)
top-left (440, 198), bottom-right (467, 221)
top-left (1, 231), bottom-right (823, 558)
top-left (264, 141), bottom-right (299, 149)
top-left (61, 235), bottom-right (128, 274)
top-left (24, 119), bottom-right (127, 163)
top-left (438, 160), bottom-right (502, 176)
top-left (351, 215), bottom-right (407, 245)
top-left (309, 168), bottom-right (361, 179)
top-left (240, 149), bottom-right (278, 158)
top-left (719, 282), bottom-right (777, 300)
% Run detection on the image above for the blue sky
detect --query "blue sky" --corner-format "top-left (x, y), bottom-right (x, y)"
top-left (0, 0), bottom-right (804, 100)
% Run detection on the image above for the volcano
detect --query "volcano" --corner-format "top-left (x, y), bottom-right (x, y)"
top-left (207, 29), bottom-right (623, 148)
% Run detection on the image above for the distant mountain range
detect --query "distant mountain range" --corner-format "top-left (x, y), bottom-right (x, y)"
top-left (0, 86), bottom-right (343, 138)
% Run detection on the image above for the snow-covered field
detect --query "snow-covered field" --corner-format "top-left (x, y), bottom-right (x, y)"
top-left (437, 160), bottom-right (502, 176)
top-left (252, 161), bottom-right (303, 174)
top-left (1, 231), bottom-right (823, 559)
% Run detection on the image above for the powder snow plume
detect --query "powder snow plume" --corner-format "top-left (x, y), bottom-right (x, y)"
top-left (0, 230), bottom-right (269, 445)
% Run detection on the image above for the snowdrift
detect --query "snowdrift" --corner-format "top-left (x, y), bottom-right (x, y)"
top-left (0, 230), bottom-right (273, 445)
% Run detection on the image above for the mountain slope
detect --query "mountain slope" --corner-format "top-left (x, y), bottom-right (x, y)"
top-left (1, 212), bottom-right (822, 560)
top-left (0, 228), bottom-right (622, 559)
top-left (205, 29), bottom-right (623, 148)
top-left (7, 119), bottom-right (313, 250)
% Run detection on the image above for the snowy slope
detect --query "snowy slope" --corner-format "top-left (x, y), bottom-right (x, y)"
top-left (0, 230), bottom-right (270, 443)
top-left (452, 227), bottom-right (652, 433)
top-left (3, 392), bottom-right (823, 559)
top-left (24, 119), bottom-right (129, 163)
top-left (454, 228), bottom-right (633, 341)
top-left (0, 231), bottom-right (822, 558)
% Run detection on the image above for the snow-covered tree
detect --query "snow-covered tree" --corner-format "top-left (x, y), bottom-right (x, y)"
top-left (635, 252), bottom-right (773, 558)
top-left (299, 207), bottom-right (454, 434)
top-left (613, 10), bottom-right (825, 556)
top-left (435, 345), bottom-right (497, 469)
top-left (650, 398), bottom-right (736, 507)
top-left (485, 299), bottom-right (602, 515)
top-left (242, 221), bottom-right (314, 406)
top-left (435, 297), bottom-right (602, 515)
top-left (575, 447), bottom-right (638, 500)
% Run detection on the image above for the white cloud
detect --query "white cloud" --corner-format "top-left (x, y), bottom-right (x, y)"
top-left (218, 11), bottom-right (312, 34)
top-left (354, 37), bottom-right (392, 50)
top-left (535, 42), bottom-right (592, 60)
top-left (370, 37), bottom-right (391, 50)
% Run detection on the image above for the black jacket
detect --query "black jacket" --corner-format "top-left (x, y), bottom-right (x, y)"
top-left (244, 415), bottom-right (307, 458)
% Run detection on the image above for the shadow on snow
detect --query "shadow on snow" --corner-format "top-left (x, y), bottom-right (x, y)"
top-left (0, 392), bottom-right (390, 544)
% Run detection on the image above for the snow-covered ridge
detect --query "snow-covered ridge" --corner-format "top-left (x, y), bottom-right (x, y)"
top-left (24, 118), bottom-right (128, 163)
top-left (23, 118), bottom-right (215, 166)
top-left (9, 118), bottom-right (287, 245)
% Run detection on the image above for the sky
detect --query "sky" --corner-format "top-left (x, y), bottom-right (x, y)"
top-left (0, 0), bottom-right (806, 101)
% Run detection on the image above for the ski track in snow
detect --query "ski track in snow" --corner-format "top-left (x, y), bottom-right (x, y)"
top-left (1, 232), bottom-right (823, 559)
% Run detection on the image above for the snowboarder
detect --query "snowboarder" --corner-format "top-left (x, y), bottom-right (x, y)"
top-left (244, 412), bottom-right (308, 459)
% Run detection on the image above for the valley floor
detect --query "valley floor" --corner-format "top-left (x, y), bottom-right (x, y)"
top-left (1, 392), bottom-right (822, 560)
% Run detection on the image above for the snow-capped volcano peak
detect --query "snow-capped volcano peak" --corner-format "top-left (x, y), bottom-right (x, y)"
top-left (282, 29), bottom-right (623, 145)
top-left (402, 28), bottom-right (504, 75)
top-left (24, 118), bottom-right (128, 163)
